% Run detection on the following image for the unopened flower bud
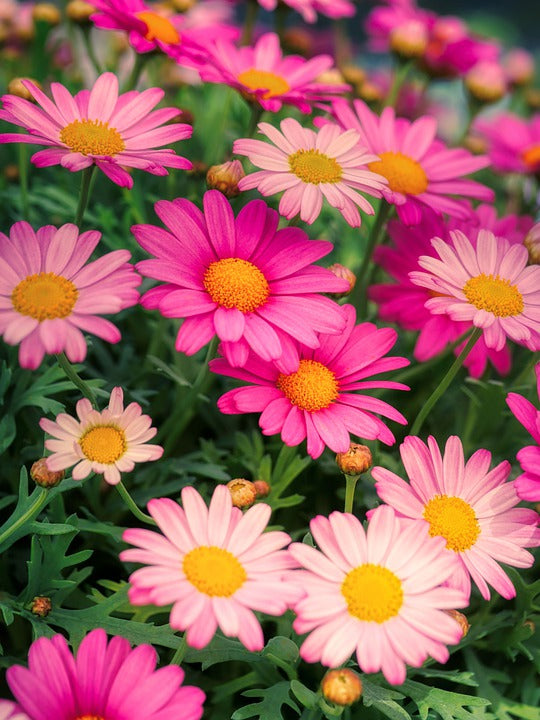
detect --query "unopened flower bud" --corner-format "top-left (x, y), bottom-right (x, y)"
top-left (463, 133), bottom-right (488, 155)
top-left (7, 77), bottom-right (40, 102)
top-left (524, 223), bottom-right (540, 264)
top-left (465, 61), bottom-right (507, 103)
top-left (340, 64), bottom-right (366, 87)
top-left (336, 443), bottom-right (372, 477)
top-left (253, 479), bottom-right (270, 498)
top-left (316, 69), bottom-right (346, 87)
top-left (390, 19), bottom-right (428, 59)
top-left (4, 164), bottom-right (19, 182)
top-left (445, 609), bottom-right (470, 638)
top-left (358, 80), bottom-right (383, 104)
top-left (31, 596), bottom-right (52, 617)
top-left (282, 28), bottom-right (313, 57)
top-left (504, 48), bottom-right (535, 86)
top-left (170, 0), bottom-right (196, 11)
top-left (327, 264), bottom-right (356, 298)
top-left (32, 3), bottom-right (61, 25)
top-left (523, 619), bottom-right (535, 633)
top-left (206, 160), bottom-right (245, 198)
top-left (30, 458), bottom-right (65, 488)
top-left (66, 0), bottom-right (95, 24)
top-left (227, 479), bottom-right (257, 509)
top-left (525, 88), bottom-right (540, 110)
top-left (321, 668), bottom-right (362, 706)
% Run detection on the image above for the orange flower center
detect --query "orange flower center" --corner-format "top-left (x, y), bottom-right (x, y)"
top-left (341, 563), bottom-right (403, 622)
top-left (203, 257), bottom-right (270, 313)
top-left (277, 359), bottom-right (339, 412)
top-left (288, 149), bottom-right (343, 184)
top-left (183, 546), bottom-right (247, 596)
top-left (423, 495), bottom-right (480, 552)
top-left (59, 119), bottom-right (125, 156)
top-left (237, 68), bottom-right (290, 99)
top-left (463, 273), bottom-right (524, 317)
top-left (368, 151), bottom-right (428, 195)
top-left (75, 716), bottom-right (105, 720)
top-left (11, 272), bottom-right (78, 321)
top-left (135, 10), bottom-right (180, 44)
top-left (79, 425), bottom-right (127, 464)
top-left (521, 144), bottom-right (540, 170)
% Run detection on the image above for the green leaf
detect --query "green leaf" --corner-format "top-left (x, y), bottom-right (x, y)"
top-left (290, 680), bottom-right (318, 709)
top-left (361, 677), bottom-right (410, 720)
top-left (0, 413), bottom-right (16, 454)
top-left (401, 678), bottom-right (491, 720)
top-left (232, 682), bottom-right (299, 720)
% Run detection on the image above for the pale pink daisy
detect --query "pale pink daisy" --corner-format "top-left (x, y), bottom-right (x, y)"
top-left (506, 363), bottom-right (540, 502)
top-left (0, 702), bottom-right (29, 720)
top-left (409, 229), bottom-right (540, 352)
top-left (372, 435), bottom-right (540, 600)
top-left (5, 629), bottom-right (205, 720)
top-left (211, 304), bottom-right (409, 459)
top-left (0, 221), bottom-right (140, 369)
top-left (40, 386), bottom-right (163, 485)
top-left (234, 118), bottom-right (387, 226)
top-left (255, 0), bottom-right (355, 23)
top-left (121, 484), bottom-right (300, 651)
top-left (0, 73), bottom-right (192, 188)
top-left (474, 112), bottom-right (540, 175)
top-left (134, 190), bottom-right (348, 369)
top-left (289, 505), bottom-right (467, 685)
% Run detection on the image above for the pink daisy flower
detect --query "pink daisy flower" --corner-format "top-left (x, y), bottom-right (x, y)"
top-left (134, 190), bottom-right (349, 369)
top-left (0, 73), bottom-right (192, 188)
top-left (506, 363), bottom-right (540, 502)
top-left (40, 386), bottom-right (163, 485)
top-left (289, 505), bottom-right (467, 685)
top-left (365, 0), bottom-right (434, 53)
top-left (0, 221), bottom-right (140, 370)
top-left (330, 98), bottom-right (494, 225)
top-left (5, 629), bottom-right (205, 720)
top-left (121, 484), bottom-right (300, 651)
top-left (210, 304), bottom-right (409, 459)
top-left (474, 112), bottom-right (540, 175)
top-left (0, 702), bottom-right (29, 720)
top-left (409, 229), bottom-right (540, 352)
top-left (371, 435), bottom-right (540, 600)
top-left (234, 118), bottom-right (388, 227)
top-left (255, 0), bottom-right (355, 24)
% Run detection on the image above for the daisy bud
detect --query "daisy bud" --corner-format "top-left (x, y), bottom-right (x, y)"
top-left (4, 164), bottom-right (19, 182)
top-left (32, 3), bottom-right (61, 25)
top-left (282, 28), bottom-right (313, 57)
top-left (7, 77), bottom-right (41, 102)
top-left (523, 619), bottom-right (535, 634)
top-left (31, 596), bottom-right (52, 617)
top-left (30, 458), bottom-right (65, 489)
top-left (358, 80), bottom-right (383, 103)
top-left (227, 479), bottom-right (257, 509)
top-left (321, 669), bottom-right (363, 706)
top-left (327, 264), bottom-right (356, 298)
top-left (170, 0), bottom-right (197, 11)
top-left (465, 61), bottom-right (507, 104)
top-left (336, 443), bottom-right (373, 477)
top-left (66, 0), bottom-right (96, 24)
top-left (390, 19), bottom-right (428, 59)
top-left (340, 64), bottom-right (366, 87)
top-left (445, 609), bottom-right (470, 638)
top-left (316, 69), bottom-right (346, 87)
top-left (253, 480), bottom-right (271, 498)
top-left (524, 223), bottom-right (540, 264)
top-left (504, 49), bottom-right (535, 87)
top-left (462, 134), bottom-right (488, 155)
top-left (206, 160), bottom-right (245, 198)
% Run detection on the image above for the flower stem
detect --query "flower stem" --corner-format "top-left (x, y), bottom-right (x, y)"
top-left (353, 201), bottom-right (392, 317)
top-left (385, 59), bottom-right (414, 108)
top-left (74, 166), bottom-right (96, 228)
top-left (409, 327), bottom-right (483, 437)
top-left (241, 0), bottom-right (259, 45)
top-left (247, 103), bottom-right (264, 138)
top-left (18, 141), bottom-right (30, 221)
top-left (82, 27), bottom-right (103, 75)
top-left (123, 51), bottom-right (148, 92)
top-left (56, 352), bottom-right (98, 408)
top-left (344, 475), bottom-right (359, 514)
top-left (115, 481), bottom-right (155, 525)
top-left (0, 489), bottom-right (49, 552)
top-left (170, 635), bottom-right (187, 665)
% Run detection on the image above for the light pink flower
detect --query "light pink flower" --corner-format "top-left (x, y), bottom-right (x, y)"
top-left (0, 702), bottom-right (29, 720)
top-left (255, 0), bottom-right (355, 24)
top-left (0, 73), bottom-right (192, 188)
top-left (40, 386), bottom-right (163, 485)
top-left (289, 505), bottom-right (467, 685)
top-left (372, 435), bottom-right (540, 600)
top-left (506, 363), bottom-right (540, 502)
top-left (0, 221), bottom-right (139, 369)
top-left (122, 484), bottom-right (300, 651)
top-left (474, 112), bottom-right (540, 175)
top-left (5, 629), bottom-right (205, 720)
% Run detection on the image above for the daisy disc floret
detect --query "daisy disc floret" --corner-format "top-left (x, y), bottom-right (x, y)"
top-left (371, 435), bottom-right (540, 600)
top-left (506, 363), bottom-right (540, 501)
top-left (0, 73), bottom-right (192, 188)
top-left (40, 386), bottom-right (163, 486)
top-left (121, 484), bottom-right (300, 650)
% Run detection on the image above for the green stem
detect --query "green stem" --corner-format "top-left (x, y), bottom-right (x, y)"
top-left (385, 59), bottom-right (414, 108)
top-left (56, 352), bottom-right (98, 408)
top-left (123, 52), bottom-right (148, 92)
top-left (409, 327), bottom-right (483, 437)
top-left (74, 166), bottom-right (96, 228)
top-left (18, 141), bottom-right (30, 221)
top-left (344, 474), bottom-right (359, 514)
top-left (352, 201), bottom-right (392, 316)
top-left (82, 27), bottom-right (104, 75)
top-left (115, 480), bottom-right (155, 525)
top-left (392, 328), bottom-right (474, 384)
top-left (247, 103), bottom-right (264, 138)
top-left (241, 0), bottom-right (259, 45)
top-left (0, 489), bottom-right (49, 551)
top-left (170, 634), bottom-right (187, 665)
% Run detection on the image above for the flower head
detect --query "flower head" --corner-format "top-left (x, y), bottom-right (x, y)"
top-left (255, 0), bottom-right (355, 24)
top-left (0, 702), bottom-right (29, 720)
top-left (506, 363), bottom-right (540, 501)
top-left (474, 112), bottom-right (540, 175)
top-left (40, 386), bottom-right (163, 485)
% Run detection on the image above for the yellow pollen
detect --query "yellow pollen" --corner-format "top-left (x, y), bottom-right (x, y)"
top-left (288, 149), bottom-right (343, 184)
top-left (59, 119), bottom-right (125, 156)
top-left (135, 10), bottom-right (180, 44)
top-left (521, 144), bottom-right (540, 170)
top-left (277, 359), bottom-right (339, 412)
top-left (237, 68), bottom-right (290, 99)
top-left (75, 716), bottom-right (105, 720)
top-left (12, 272), bottom-right (78, 321)
top-left (183, 546), bottom-right (247, 597)
top-left (368, 151), bottom-right (428, 195)
top-left (423, 495), bottom-right (480, 552)
top-left (203, 257), bottom-right (270, 313)
top-left (341, 564), bottom-right (403, 623)
top-left (79, 425), bottom-right (127, 464)
top-left (463, 273), bottom-right (524, 317)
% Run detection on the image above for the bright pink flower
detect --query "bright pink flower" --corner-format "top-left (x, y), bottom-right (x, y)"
top-left (0, 73), bottom-right (192, 188)
top-left (474, 112), bottom-right (540, 175)
top-left (5, 629), bottom-right (205, 720)
top-left (211, 304), bottom-right (409, 459)
top-left (0, 702), bottom-right (29, 720)
top-left (423, 16), bottom-right (500, 78)
top-left (0, 221), bottom-right (139, 369)
top-left (122, 485), bottom-right (300, 651)
top-left (134, 190), bottom-right (348, 368)
top-left (255, 0), bottom-right (355, 24)
top-left (289, 505), bottom-right (467, 685)
top-left (372, 435), bottom-right (540, 600)
top-left (506, 363), bottom-right (540, 502)
top-left (234, 118), bottom-right (387, 227)
top-left (365, 0), bottom-right (434, 53)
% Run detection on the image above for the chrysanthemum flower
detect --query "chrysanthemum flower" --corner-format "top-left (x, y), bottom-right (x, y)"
top-left (211, 304), bottom-right (409, 459)
top-left (506, 363), bottom-right (540, 502)
top-left (121, 484), bottom-right (300, 650)
top-left (0, 221), bottom-right (140, 369)
top-left (289, 505), bottom-right (467, 685)
top-left (330, 99), bottom-right (493, 224)
top-left (5, 629), bottom-right (205, 720)
top-left (409, 229), bottom-right (540, 352)
top-left (255, 0), bottom-right (355, 23)
top-left (474, 112), bottom-right (540, 175)
top-left (234, 118), bottom-right (387, 226)
top-left (0, 72), bottom-right (192, 188)
top-left (40, 386), bottom-right (163, 485)
top-left (371, 435), bottom-right (540, 600)
top-left (134, 190), bottom-right (349, 368)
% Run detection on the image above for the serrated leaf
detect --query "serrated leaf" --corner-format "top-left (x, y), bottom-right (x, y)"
top-left (401, 678), bottom-right (491, 720)
top-left (290, 680), bottom-right (318, 709)
top-left (362, 677), bottom-right (409, 720)
top-left (232, 682), bottom-right (299, 720)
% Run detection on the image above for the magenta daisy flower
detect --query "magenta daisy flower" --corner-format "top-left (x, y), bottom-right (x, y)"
top-left (134, 190), bottom-right (349, 368)
top-left (409, 229), bottom-right (540, 352)
top-left (474, 112), bottom-right (540, 175)
top-left (210, 304), bottom-right (409, 459)
top-left (40, 386), bottom-right (163, 485)
top-left (256, 0), bottom-right (355, 23)
top-left (121, 484), bottom-right (300, 651)
top-left (0, 221), bottom-right (139, 369)
top-left (0, 73), bottom-right (192, 188)
top-left (371, 435), bottom-right (540, 600)
top-left (330, 99), bottom-right (494, 224)
top-left (5, 629), bottom-right (205, 720)
top-left (506, 363), bottom-right (540, 502)
top-left (289, 505), bottom-right (467, 685)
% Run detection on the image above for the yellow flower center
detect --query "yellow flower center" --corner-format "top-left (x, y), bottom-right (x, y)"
top-left (59, 119), bottom-right (125, 156)
top-left (237, 68), bottom-right (291, 99)
top-left (341, 563), bottom-right (403, 623)
top-left (75, 716), bottom-right (105, 720)
top-left (423, 495), bottom-right (480, 552)
top-left (288, 149), bottom-right (343, 184)
top-left (462, 273), bottom-right (524, 317)
top-left (183, 546), bottom-right (247, 596)
top-left (135, 10), bottom-right (180, 44)
top-left (79, 425), bottom-right (127, 464)
top-left (276, 359), bottom-right (339, 412)
top-left (368, 151), bottom-right (428, 195)
top-left (203, 257), bottom-right (270, 313)
top-left (522, 144), bottom-right (540, 170)
top-left (11, 272), bottom-right (78, 321)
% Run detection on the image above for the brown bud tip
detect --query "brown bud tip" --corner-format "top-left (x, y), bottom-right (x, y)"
top-left (189, 160), bottom-right (209, 177)
top-left (31, 596), bottom-right (52, 617)
top-left (170, 0), bottom-right (196, 11)
top-left (227, 479), bottom-right (257, 509)
top-left (327, 264), bottom-right (356, 298)
top-left (4, 164), bottom-right (20, 182)
top-left (445, 609), bottom-right (470, 638)
top-left (66, 0), bottom-right (96, 23)
top-left (206, 160), bottom-right (245, 198)
top-left (358, 80), bottom-right (383, 103)
top-left (336, 443), bottom-right (373, 477)
top-left (7, 77), bottom-right (41, 102)
top-left (340, 64), bottom-right (366, 87)
top-left (462, 134), bottom-right (488, 155)
top-left (390, 19), bottom-right (428, 59)
top-left (32, 3), bottom-right (62, 25)
top-left (523, 619), bottom-right (535, 633)
top-left (465, 61), bottom-right (507, 104)
top-left (253, 480), bottom-right (270, 498)
top-left (524, 223), bottom-right (540, 265)
top-left (30, 458), bottom-right (65, 488)
top-left (321, 668), bottom-right (362, 706)
top-left (282, 28), bottom-right (313, 57)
